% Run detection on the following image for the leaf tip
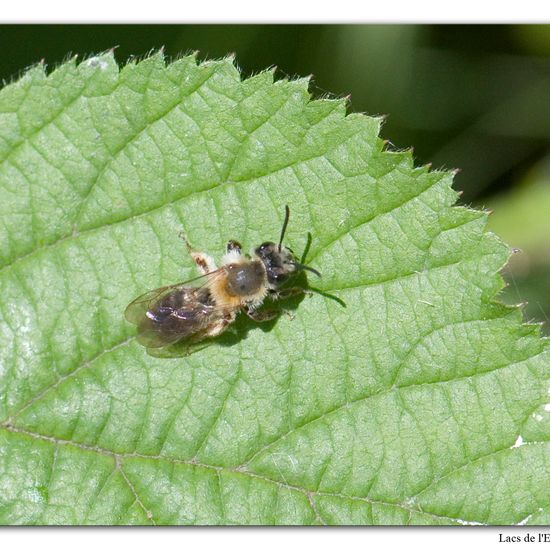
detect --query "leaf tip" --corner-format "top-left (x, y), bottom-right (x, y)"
top-left (146, 48), bottom-right (166, 63)
top-left (224, 52), bottom-right (241, 74)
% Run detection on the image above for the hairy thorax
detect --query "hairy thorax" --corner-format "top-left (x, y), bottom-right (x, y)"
top-left (210, 259), bottom-right (268, 308)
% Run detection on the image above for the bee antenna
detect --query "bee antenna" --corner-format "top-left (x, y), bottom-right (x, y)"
top-left (278, 205), bottom-right (291, 252)
top-left (291, 262), bottom-right (322, 278)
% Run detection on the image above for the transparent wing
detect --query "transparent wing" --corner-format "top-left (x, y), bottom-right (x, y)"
top-left (124, 268), bottom-right (229, 349)
top-left (124, 268), bottom-right (225, 326)
top-left (135, 293), bottom-right (218, 348)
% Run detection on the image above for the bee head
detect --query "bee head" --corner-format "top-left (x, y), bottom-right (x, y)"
top-left (254, 242), bottom-right (297, 286)
top-left (254, 206), bottom-right (321, 287)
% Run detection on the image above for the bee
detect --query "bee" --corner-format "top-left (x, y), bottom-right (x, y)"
top-left (124, 206), bottom-right (321, 354)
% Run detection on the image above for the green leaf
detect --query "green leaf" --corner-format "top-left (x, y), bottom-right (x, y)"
top-left (1, 52), bottom-right (549, 526)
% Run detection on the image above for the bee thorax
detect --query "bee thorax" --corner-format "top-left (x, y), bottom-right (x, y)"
top-left (224, 260), bottom-right (267, 298)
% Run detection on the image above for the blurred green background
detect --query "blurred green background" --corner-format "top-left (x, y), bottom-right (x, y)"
top-left (1, 24), bottom-right (549, 331)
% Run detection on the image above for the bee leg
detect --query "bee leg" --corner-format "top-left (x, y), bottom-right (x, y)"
top-left (192, 252), bottom-right (217, 276)
top-left (244, 306), bottom-right (281, 323)
top-left (269, 287), bottom-right (312, 301)
top-left (180, 232), bottom-right (218, 275)
top-left (206, 313), bottom-right (236, 338)
top-left (226, 240), bottom-right (242, 254)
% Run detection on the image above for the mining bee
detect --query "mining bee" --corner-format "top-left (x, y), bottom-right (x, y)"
top-left (124, 206), bottom-right (321, 354)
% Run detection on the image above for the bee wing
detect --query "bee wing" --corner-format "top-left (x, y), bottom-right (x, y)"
top-left (124, 268), bottom-right (225, 326)
top-left (135, 292), bottom-right (217, 348)
top-left (137, 323), bottom-right (192, 349)
top-left (125, 268), bottom-right (230, 350)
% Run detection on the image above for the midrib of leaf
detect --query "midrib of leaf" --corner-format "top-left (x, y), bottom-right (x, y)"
top-left (2, 422), bottom-right (504, 525)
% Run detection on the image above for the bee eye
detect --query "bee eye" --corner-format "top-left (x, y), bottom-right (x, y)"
top-left (258, 242), bottom-right (274, 253)
top-left (273, 271), bottom-right (289, 283)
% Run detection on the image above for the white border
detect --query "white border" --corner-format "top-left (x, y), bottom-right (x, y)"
top-left (2, 0), bottom-right (550, 23)
top-left (2, 527), bottom-right (547, 550)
